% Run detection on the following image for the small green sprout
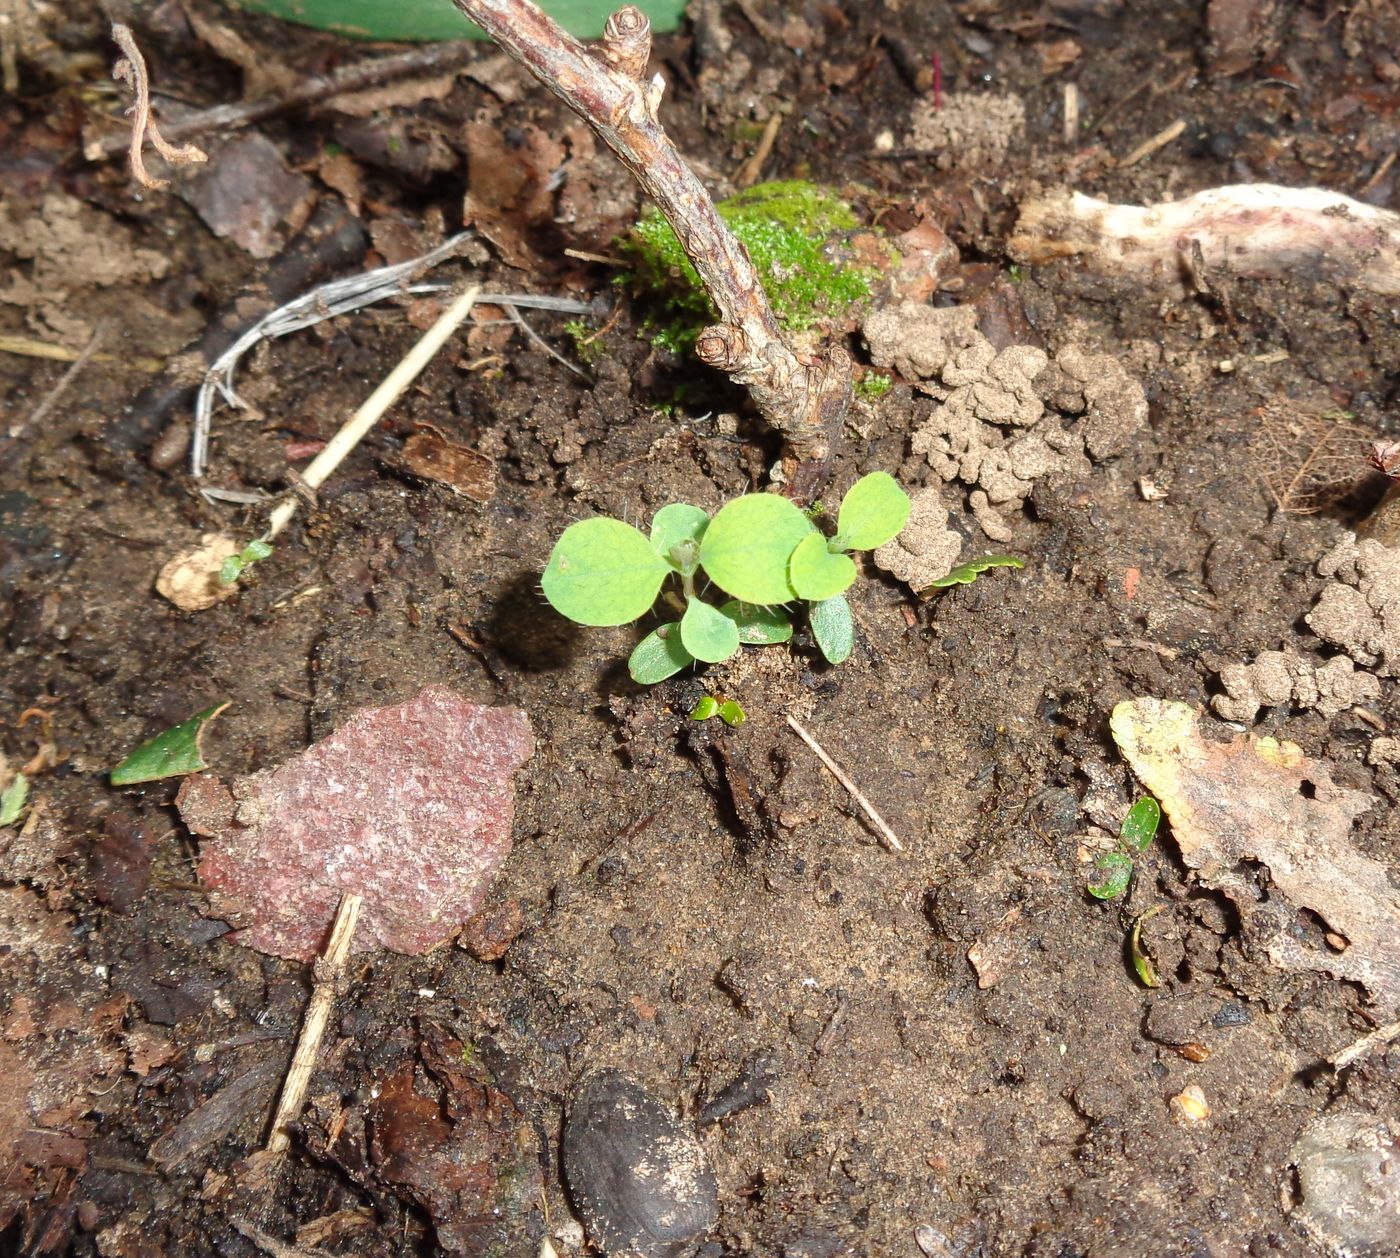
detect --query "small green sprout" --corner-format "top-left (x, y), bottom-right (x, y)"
top-left (0, 772), bottom-right (29, 827)
top-left (219, 538), bottom-right (274, 585)
top-left (111, 702), bottom-right (230, 786)
top-left (1087, 796), bottom-right (1162, 900)
top-left (542, 473), bottom-right (910, 684)
top-left (689, 696), bottom-right (746, 726)
top-left (855, 372), bottom-right (892, 400)
top-left (562, 318), bottom-right (604, 365)
top-left (1130, 905), bottom-right (1164, 988)
top-left (925, 554), bottom-right (1025, 590)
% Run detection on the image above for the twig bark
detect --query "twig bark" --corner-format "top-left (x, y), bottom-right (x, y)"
top-left (264, 891), bottom-right (362, 1156)
top-left (1010, 183), bottom-right (1400, 297)
top-left (449, 0), bottom-right (851, 463)
top-left (110, 23), bottom-right (208, 189)
top-left (85, 40), bottom-right (481, 161)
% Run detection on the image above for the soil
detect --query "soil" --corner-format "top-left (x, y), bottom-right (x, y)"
top-left (2, 2), bottom-right (1399, 1256)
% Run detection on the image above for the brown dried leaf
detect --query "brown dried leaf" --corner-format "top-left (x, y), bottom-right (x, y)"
top-left (462, 120), bottom-right (566, 270)
top-left (1111, 699), bottom-right (1398, 1010)
top-left (1251, 402), bottom-right (1376, 514)
top-left (400, 424), bottom-right (496, 502)
top-left (183, 686), bottom-right (533, 961)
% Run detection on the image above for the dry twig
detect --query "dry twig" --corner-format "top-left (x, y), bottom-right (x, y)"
top-left (264, 892), bottom-right (362, 1156)
top-left (109, 23), bottom-right (208, 189)
top-left (265, 286), bottom-right (481, 538)
top-left (86, 40), bottom-right (480, 161)
top-left (785, 715), bottom-right (904, 852)
top-left (449, 0), bottom-right (852, 464)
top-left (9, 323), bottom-right (106, 440)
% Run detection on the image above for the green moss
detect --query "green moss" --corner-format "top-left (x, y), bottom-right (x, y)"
top-left (562, 318), bottom-right (604, 364)
top-left (621, 180), bottom-right (880, 352)
top-left (856, 371), bottom-right (892, 399)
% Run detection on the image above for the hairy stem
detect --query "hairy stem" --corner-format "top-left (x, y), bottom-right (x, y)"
top-left (449, 0), bottom-right (851, 464)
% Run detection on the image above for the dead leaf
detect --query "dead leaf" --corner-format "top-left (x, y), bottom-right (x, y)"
top-left (1111, 698), bottom-right (1399, 1011)
top-left (182, 686), bottom-right (533, 961)
top-left (155, 534), bottom-right (240, 612)
top-left (400, 424), bottom-right (496, 502)
top-left (178, 133), bottom-right (315, 259)
top-left (462, 119), bottom-right (566, 270)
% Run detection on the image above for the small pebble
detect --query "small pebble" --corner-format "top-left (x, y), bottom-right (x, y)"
top-left (1169, 1084), bottom-right (1210, 1125)
top-left (563, 1070), bottom-right (718, 1258)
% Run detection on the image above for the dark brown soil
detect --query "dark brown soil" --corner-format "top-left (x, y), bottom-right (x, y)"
top-left (2, 2), bottom-right (1398, 1256)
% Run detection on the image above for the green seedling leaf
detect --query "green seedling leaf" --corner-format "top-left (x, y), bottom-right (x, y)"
top-left (699, 494), bottom-right (813, 604)
top-left (1120, 796), bottom-right (1161, 854)
top-left (925, 554), bottom-right (1026, 590)
top-left (832, 471), bottom-right (911, 551)
top-left (788, 532), bottom-right (857, 601)
top-left (230, 0), bottom-right (688, 42)
top-left (111, 702), bottom-right (230, 786)
top-left (543, 518), bottom-right (670, 627)
top-left (719, 601), bottom-right (792, 645)
top-left (628, 624), bottom-right (694, 685)
top-left (1130, 906), bottom-right (1164, 988)
top-left (690, 696), bottom-right (721, 721)
top-left (0, 773), bottom-right (29, 826)
top-left (718, 700), bottom-right (746, 727)
top-left (220, 538), bottom-right (275, 585)
top-left (680, 597), bottom-right (742, 663)
top-left (650, 503), bottom-right (710, 572)
top-left (1087, 850), bottom-right (1133, 900)
top-left (810, 594), bottom-right (854, 665)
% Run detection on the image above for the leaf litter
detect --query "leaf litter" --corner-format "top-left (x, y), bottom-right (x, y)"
top-left (178, 685), bottom-right (533, 961)
top-left (1111, 698), bottom-right (1399, 1011)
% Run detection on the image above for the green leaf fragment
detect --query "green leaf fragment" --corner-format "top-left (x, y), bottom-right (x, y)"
top-left (719, 601), bottom-right (792, 645)
top-left (925, 554), bottom-right (1026, 589)
top-left (1087, 851), bottom-right (1133, 900)
top-left (650, 503), bottom-right (710, 572)
top-left (718, 700), bottom-right (746, 727)
top-left (832, 471), bottom-right (911, 551)
top-left (809, 594), bottom-right (854, 665)
top-left (228, 0), bottom-right (688, 42)
top-left (680, 597), bottom-right (741, 663)
top-left (628, 624), bottom-right (694, 685)
top-left (690, 696), bottom-right (720, 721)
top-left (699, 494), bottom-right (813, 604)
top-left (111, 702), bottom-right (230, 786)
top-left (543, 518), bottom-right (670, 627)
top-left (1119, 796), bottom-right (1161, 854)
top-left (0, 773), bottom-right (29, 826)
top-left (1130, 906), bottom-right (1164, 988)
top-left (788, 533), bottom-right (857, 601)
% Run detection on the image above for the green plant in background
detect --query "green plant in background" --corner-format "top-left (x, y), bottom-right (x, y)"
top-left (562, 319), bottom-right (605, 365)
top-left (542, 473), bottom-right (911, 683)
top-left (228, 0), bottom-right (688, 42)
top-left (1087, 796), bottom-right (1161, 900)
top-left (622, 180), bottom-right (883, 353)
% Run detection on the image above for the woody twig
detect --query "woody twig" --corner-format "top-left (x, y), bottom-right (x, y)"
top-left (449, 0), bottom-right (852, 466)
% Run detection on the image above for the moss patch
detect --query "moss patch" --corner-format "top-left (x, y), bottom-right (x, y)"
top-left (621, 180), bottom-right (880, 352)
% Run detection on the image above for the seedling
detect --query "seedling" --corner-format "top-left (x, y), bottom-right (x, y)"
top-left (1087, 796), bottom-right (1161, 900)
top-left (542, 473), bottom-right (911, 684)
top-left (689, 696), bottom-right (746, 726)
top-left (925, 554), bottom-right (1024, 590)
top-left (219, 538), bottom-right (274, 585)
top-left (0, 773), bottom-right (28, 827)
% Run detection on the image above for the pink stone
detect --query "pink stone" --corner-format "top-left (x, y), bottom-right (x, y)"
top-left (181, 686), bottom-right (533, 961)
